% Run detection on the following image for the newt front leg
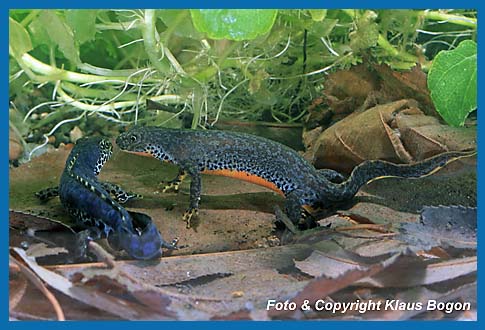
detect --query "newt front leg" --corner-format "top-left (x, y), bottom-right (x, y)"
top-left (36, 182), bottom-right (141, 204)
top-left (182, 166), bottom-right (201, 228)
top-left (100, 182), bottom-right (142, 203)
top-left (158, 167), bottom-right (196, 227)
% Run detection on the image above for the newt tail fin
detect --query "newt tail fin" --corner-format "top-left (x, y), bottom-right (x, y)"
top-left (325, 150), bottom-right (476, 202)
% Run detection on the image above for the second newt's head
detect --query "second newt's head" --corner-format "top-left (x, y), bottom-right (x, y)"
top-left (116, 125), bottom-right (157, 158)
top-left (67, 137), bottom-right (113, 175)
top-left (116, 126), bottom-right (147, 152)
top-left (115, 126), bottom-right (175, 162)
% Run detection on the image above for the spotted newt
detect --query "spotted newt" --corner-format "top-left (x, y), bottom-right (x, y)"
top-left (36, 137), bottom-right (176, 259)
top-left (116, 126), bottom-right (475, 228)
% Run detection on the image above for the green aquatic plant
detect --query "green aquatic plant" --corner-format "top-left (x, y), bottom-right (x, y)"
top-left (8, 9), bottom-right (477, 159)
top-left (190, 9), bottom-right (278, 40)
top-left (428, 40), bottom-right (477, 127)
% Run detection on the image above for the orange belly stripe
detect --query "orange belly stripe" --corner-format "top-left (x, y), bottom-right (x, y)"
top-left (124, 151), bottom-right (285, 196)
top-left (126, 151), bottom-right (154, 158)
top-left (202, 169), bottom-right (285, 196)
top-left (125, 151), bottom-right (172, 163)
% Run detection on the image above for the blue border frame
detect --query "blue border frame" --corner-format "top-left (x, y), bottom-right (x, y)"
top-left (4, 0), bottom-right (481, 328)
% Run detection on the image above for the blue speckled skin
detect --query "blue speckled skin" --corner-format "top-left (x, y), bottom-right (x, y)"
top-left (116, 126), bottom-right (474, 225)
top-left (38, 137), bottom-right (173, 260)
top-left (59, 137), bottom-right (126, 231)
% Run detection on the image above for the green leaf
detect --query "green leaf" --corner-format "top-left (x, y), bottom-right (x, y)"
top-left (309, 9), bottom-right (327, 21)
top-left (28, 15), bottom-right (53, 48)
top-left (190, 9), bottom-right (277, 41)
top-left (309, 19), bottom-right (338, 37)
top-left (9, 17), bottom-right (33, 56)
top-left (158, 10), bottom-right (202, 40)
top-left (65, 10), bottom-right (98, 45)
top-left (36, 11), bottom-right (80, 64)
top-left (349, 11), bottom-right (379, 52)
top-left (428, 40), bottom-right (477, 127)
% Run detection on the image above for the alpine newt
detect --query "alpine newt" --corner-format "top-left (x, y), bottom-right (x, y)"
top-left (116, 126), bottom-right (475, 228)
top-left (36, 137), bottom-right (176, 259)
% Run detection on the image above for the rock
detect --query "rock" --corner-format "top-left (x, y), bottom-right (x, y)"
top-left (9, 127), bottom-right (23, 161)
top-left (69, 126), bottom-right (83, 143)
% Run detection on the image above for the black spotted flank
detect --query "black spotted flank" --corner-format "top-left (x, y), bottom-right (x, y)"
top-left (116, 126), bottom-right (475, 226)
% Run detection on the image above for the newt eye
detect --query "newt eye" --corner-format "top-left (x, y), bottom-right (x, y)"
top-left (130, 134), bottom-right (137, 142)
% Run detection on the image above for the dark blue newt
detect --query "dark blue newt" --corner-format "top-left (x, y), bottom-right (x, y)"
top-left (116, 126), bottom-right (475, 228)
top-left (36, 137), bottom-right (176, 259)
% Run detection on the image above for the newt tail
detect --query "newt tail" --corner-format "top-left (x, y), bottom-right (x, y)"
top-left (323, 151), bottom-right (476, 202)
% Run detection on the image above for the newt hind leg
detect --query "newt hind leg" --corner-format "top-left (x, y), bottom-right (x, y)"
top-left (284, 191), bottom-right (307, 224)
top-left (160, 169), bottom-right (187, 193)
top-left (283, 191), bottom-right (320, 230)
top-left (35, 187), bottom-right (60, 202)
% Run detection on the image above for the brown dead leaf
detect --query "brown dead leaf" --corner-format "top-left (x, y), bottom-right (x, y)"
top-left (269, 252), bottom-right (403, 318)
top-left (75, 272), bottom-right (179, 318)
top-left (358, 256), bottom-right (476, 288)
top-left (306, 99), bottom-right (476, 172)
top-left (10, 255), bottom-right (65, 320)
top-left (168, 268), bottom-right (307, 320)
top-left (360, 282), bottom-right (476, 320)
top-left (12, 248), bottom-right (172, 320)
top-left (380, 111), bottom-right (413, 162)
top-left (338, 202), bottom-right (420, 225)
top-left (32, 244), bottom-right (314, 320)
top-left (26, 243), bottom-right (68, 259)
top-left (9, 210), bottom-right (84, 265)
top-left (51, 244), bottom-right (312, 287)
top-left (322, 63), bottom-right (380, 115)
top-left (396, 113), bottom-right (476, 160)
top-left (290, 213), bottom-right (408, 258)
top-left (293, 242), bottom-right (453, 287)
top-left (309, 99), bottom-right (416, 172)
top-left (9, 210), bottom-right (74, 232)
top-left (9, 261), bottom-right (28, 312)
top-left (295, 249), bottom-right (371, 279)
top-left (11, 284), bottom-right (122, 320)
top-left (373, 63), bottom-right (437, 116)
top-left (304, 63), bottom-right (439, 131)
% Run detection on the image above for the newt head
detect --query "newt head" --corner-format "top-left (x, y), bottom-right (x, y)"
top-left (66, 137), bottom-right (113, 175)
top-left (116, 127), bottom-right (145, 152)
top-left (116, 127), bottom-right (154, 158)
top-left (116, 126), bottom-right (175, 163)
